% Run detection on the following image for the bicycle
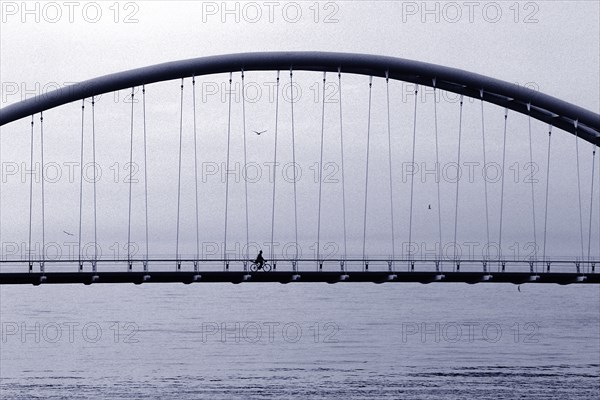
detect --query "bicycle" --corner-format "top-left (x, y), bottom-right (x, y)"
top-left (250, 261), bottom-right (272, 272)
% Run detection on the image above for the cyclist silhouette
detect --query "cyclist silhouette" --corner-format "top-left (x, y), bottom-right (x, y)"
top-left (254, 250), bottom-right (265, 269)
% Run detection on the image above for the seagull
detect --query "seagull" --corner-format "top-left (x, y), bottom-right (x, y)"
top-left (253, 130), bottom-right (267, 135)
top-left (63, 230), bottom-right (74, 236)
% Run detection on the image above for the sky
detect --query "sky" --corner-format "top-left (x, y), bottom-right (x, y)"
top-left (0, 0), bottom-right (599, 265)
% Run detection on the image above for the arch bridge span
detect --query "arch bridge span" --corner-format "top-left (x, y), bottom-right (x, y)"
top-left (1, 52), bottom-right (599, 285)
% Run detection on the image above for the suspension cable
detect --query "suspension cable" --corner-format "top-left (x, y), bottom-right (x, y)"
top-left (587, 145), bottom-right (596, 265)
top-left (176, 79), bottom-right (184, 263)
top-left (338, 69), bottom-right (348, 260)
top-left (386, 72), bottom-right (395, 267)
top-left (452, 96), bottom-right (464, 267)
top-left (290, 68), bottom-right (299, 261)
top-left (0, 129), bottom-right (1, 258)
top-left (223, 73), bottom-right (233, 263)
top-left (498, 108), bottom-right (508, 264)
top-left (241, 70), bottom-right (250, 261)
top-left (575, 124), bottom-right (585, 260)
top-left (127, 88), bottom-right (134, 263)
top-left (480, 91), bottom-right (491, 259)
top-left (28, 116), bottom-right (34, 264)
top-left (433, 82), bottom-right (443, 268)
top-left (270, 71), bottom-right (280, 261)
top-left (192, 78), bottom-right (199, 261)
top-left (78, 100), bottom-right (85, 264)
top-left (143, 86), bottom-right (149, 262)
top-left (408, 85), bottom-right (419, 265)
top-left (362, 76), bottom-right (373, 265)
top-left (0, 147), bottom-right (1, 260)
top-left (542, 125), bottom-right (553, 264)
top-left (40, 112), bottom-right (45, 265)
top-left (316, 71), bottom-right (326, 263)
top-left (527, 105), bottom-right (538, 263)
top-left (92, 97), bottom-right (98, 262)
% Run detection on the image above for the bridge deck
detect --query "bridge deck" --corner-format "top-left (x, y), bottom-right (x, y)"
top-left (1, 271), bottom-right (597, 285)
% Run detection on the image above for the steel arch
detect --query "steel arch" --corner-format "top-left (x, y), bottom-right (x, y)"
top-left (1, 51), bottom-right (598, 144)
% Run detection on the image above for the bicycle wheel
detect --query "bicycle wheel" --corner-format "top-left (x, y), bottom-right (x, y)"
top-left (249, 263), bottom-right (258, 272)
top-left (263, 263), bottom-right (272, 272)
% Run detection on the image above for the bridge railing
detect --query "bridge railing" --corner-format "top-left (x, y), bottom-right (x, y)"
top-left (0, 257), bottom-right (597, 275)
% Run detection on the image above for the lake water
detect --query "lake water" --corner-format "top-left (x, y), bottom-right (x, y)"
top-left (1, 283), bottom-right (599, 399)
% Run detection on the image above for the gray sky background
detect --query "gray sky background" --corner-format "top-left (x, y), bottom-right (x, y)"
top-left (0, 1), bottom-right (599, 263)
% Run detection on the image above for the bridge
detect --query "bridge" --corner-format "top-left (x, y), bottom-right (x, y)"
top-left (1, 52), bottom-right (599, 285)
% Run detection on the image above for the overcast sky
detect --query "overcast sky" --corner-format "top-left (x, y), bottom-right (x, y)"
top-left (0, 1), bottom-right (599, 265)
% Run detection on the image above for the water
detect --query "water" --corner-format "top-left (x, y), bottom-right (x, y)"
top-left (1, 283), bottom-right (599, 399)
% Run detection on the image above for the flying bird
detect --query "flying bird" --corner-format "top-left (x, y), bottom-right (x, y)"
top-left (63, 230), bottom-right (74, 236)
top-left (253, 130), bottom-right (267, 135)
top-left (428, 204), bottom-right (431, 210)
